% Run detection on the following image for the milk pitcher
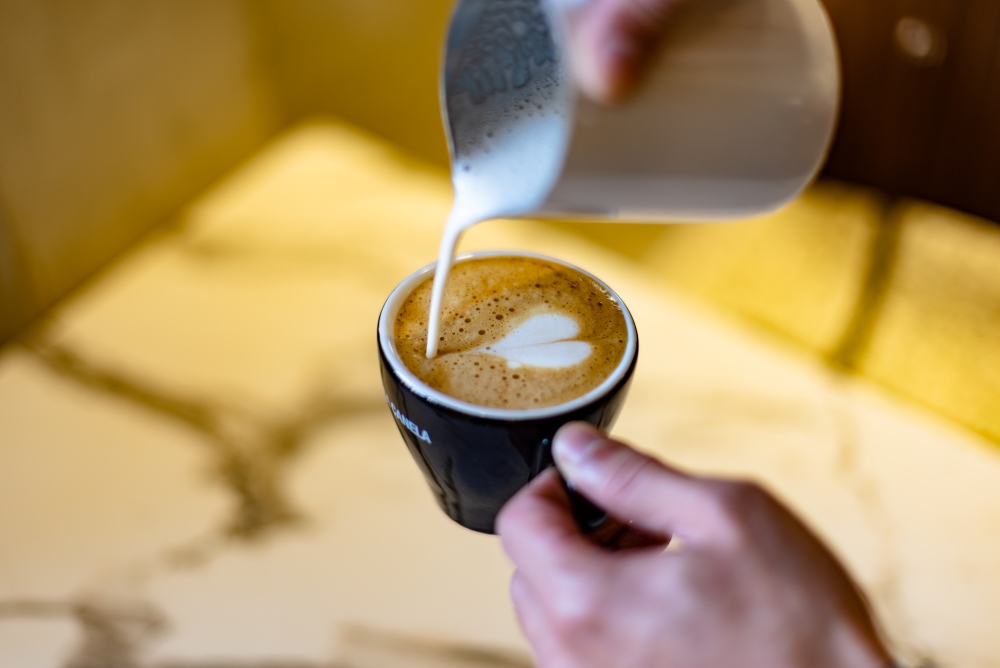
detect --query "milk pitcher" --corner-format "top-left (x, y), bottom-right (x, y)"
top-left (442, 0), bottom-right (840, 222)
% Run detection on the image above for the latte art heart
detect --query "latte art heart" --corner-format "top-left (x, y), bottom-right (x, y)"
top-left (479, 313), bottom-right (592, 369)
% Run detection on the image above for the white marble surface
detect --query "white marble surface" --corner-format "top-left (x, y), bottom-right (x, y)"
top-left (2, 120), bottom-right (999, 668)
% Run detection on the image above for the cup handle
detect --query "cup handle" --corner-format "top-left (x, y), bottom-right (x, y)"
top-left (566, 482), bottom-right (608, 533)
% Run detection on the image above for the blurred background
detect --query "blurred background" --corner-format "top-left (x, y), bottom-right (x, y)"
top-left (1, 1), bottom-right (999, 667)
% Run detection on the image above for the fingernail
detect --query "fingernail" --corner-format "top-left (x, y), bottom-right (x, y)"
top-left (602, 37), bottom-right (639, 72)
top-left (574, 37), bottom-right (640, 104)
top-left (570, 25), bottom-right (636, 105)
top-left (554, 423), bottom-right (605, 471)
top-left (600, 37), bottom-right (640, 94)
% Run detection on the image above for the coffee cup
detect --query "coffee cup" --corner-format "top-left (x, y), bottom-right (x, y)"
top-left (377, 251), bottom-right (638, 533)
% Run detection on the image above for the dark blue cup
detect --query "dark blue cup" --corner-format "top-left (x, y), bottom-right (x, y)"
top-left (377, 251), bottom-right (638, 534)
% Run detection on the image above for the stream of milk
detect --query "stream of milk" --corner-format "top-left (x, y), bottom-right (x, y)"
top-left (425, 59), bottom-right (572, 358)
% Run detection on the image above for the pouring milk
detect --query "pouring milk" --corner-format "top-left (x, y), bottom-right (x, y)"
top-left (426, 0), bottom-right (572, 358)
top-left (427, 0), bottom-right (840, 357)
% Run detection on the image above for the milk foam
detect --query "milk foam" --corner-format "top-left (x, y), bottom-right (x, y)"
top-left (427, 0), bottom-right (573, 358)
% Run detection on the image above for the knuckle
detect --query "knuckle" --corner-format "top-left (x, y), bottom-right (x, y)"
top-left (599, 452), bottom-right (656, 506)
top-left (705, 480), bottom-right (768, 536)
top-left (546, 572), bottom-right (604, 636)
top-left (495, 494), bottom-right (529, 537)
top-left (550, 589), bottom-right (601, 636)
top-left (509, 573), bottom-right (533, 618)
top-left (496, 508), bottom-right (532, 559)
top-left (509, 572), bottom-right (526, 601)
top-left (718, 479), bottom-right (763, 512)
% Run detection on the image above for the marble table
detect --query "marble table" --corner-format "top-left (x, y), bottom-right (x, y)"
top-left (2, 120), bottom-right (999, 668)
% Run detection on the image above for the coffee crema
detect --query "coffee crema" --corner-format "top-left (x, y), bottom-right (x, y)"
top-left (394, 256), bottom-right (628, 409)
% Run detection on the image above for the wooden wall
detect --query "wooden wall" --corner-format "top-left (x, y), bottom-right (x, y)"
top-left (0, 1), bottom-right (280, 343)
top-left (251, 0), bottom-right (455, 168)
top-left (821, 0), bottom-right (1000, 223)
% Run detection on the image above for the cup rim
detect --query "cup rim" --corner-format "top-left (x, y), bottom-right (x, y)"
top-left (378, 251), bottom-right (638, 421)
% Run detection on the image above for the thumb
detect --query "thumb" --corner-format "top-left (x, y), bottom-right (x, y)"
top-left (553, 422), bottom-right (721, 543)
top-left (568, 0), bottom-right (683, 104)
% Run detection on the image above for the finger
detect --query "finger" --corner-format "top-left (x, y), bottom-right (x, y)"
top-left (510, 572), bottom-right (567, 667)
top-left (569, 0), bottom-right (685, 103)
top-left (497, 468), bottom-right (603, 580)
top-left (553, 422), bottom-right (725, 544)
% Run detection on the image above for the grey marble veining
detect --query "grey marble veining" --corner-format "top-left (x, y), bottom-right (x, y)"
top-left (23, 331), bottom-right (384, 542)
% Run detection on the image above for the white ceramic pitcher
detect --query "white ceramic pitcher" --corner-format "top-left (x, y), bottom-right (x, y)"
top-left (441, 0), bottom-right (840, 222)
